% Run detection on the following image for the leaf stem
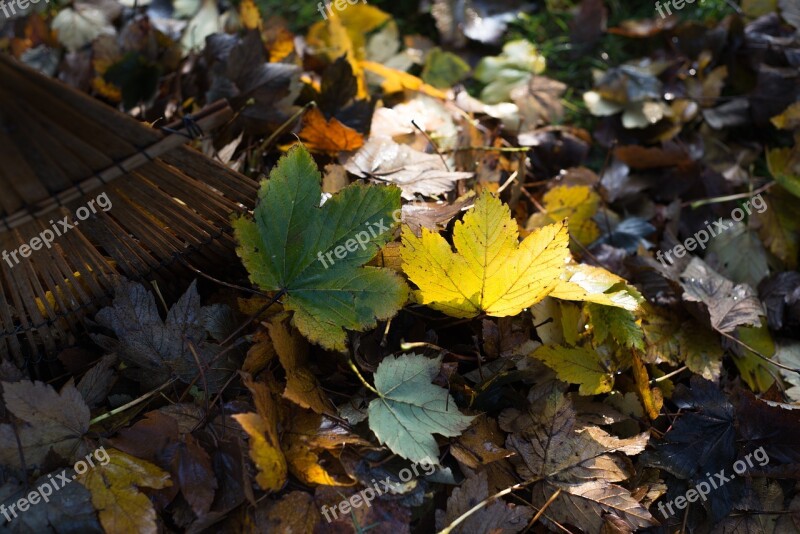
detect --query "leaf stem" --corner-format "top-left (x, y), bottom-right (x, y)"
top-left (348, 358), bottom-right (379, 395)
top-left (89, 378), bottom-right (177, 426)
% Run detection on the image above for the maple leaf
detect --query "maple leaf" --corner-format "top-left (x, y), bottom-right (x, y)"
top-left (401, 190), bottom-right (570, 318)
top-left (233, 144), bottom-right (408, 351)
top-left (345, 137), bottom-right (472, 199)
top-left (78, 448), bottom-right (172, 534)
top-left (367, 353), bottom-right (474, 464)
top-left (502, 393), bottom-right (654, 531)
top-left (680, 258), bottom-right (764, 333)
top-left (91, 280), bottom-right (236, 391)
top-left (402, 191), bottom-right (640, 318)
top-left (435, 472), bottom-right (533, 534)
top-left (0, 380), bottom-right (90, 467)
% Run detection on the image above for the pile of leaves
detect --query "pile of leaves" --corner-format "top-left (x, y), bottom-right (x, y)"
top-left (2, 0), bottom-right (800, 532)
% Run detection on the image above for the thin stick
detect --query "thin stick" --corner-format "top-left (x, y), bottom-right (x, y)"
top-left (89, 378), bottom-right (177, 426)
top-left (412, 119), bottom-right (450, 172)
top-left (438, 482), bottom-right (528, 534)
top-left (526, 488), bottom-right (562, 530)
top-left (443, 146), bottom-right (530, 153)
top-left (719, 330), bottom-right (800, 375)
top-left (685, 182), bottom-right (774, 209)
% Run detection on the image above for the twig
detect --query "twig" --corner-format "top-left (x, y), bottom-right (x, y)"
top-left (685, 182), bottom-right (775, 209)
top-left (719, 330), bottom-right (800, 376)
top-left (443, 146), bottom-right (531, 153)
top-left (89, 378), bottom-right (177, 426)
top-left (438, 481), bottom-right (531, 534)
top-left (526, 488), bottom-right (562, 530)
top-left (412, 119), bottom-right (450, 172)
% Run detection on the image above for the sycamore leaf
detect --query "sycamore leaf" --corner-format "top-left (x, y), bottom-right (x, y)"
top-left (0, 380), bottom-right (90, 467)
top-left (401, 191), bottom-right (570, 318)
top-left (531, 345), bottom-right (614, 395)
top-left (503, 393), bottom-right (655, 531)
top-left (367, 354), bottom-right (474, 464)
top-left (233, 144), bottom-right (408, 351)
top-left (680, 257), bottom-right (764, 333)
top-left (78, 448), bottom-right (171, 534)
top-left (680, 323), bottom-right (724, 381)
top-left (435, 472), bottom-right (533, 534)
top-left (526, 185), bottom-right (601, 245)
top-left (730, 319), bottom-right (776, 393)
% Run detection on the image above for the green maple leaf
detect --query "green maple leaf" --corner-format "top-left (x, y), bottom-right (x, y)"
top-left (233, 144), bottom-right (408, 351)
top-left (368, 353), bottom-right (474, 464)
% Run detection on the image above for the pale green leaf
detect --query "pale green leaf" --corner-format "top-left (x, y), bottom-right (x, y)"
top-left (367, 353), bottom-right (474, 464)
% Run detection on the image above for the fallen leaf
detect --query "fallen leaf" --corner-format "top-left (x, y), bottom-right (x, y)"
top-left (401, 190), bottom-right (570, 318)
top-left (298, 106), bottom-right (364, 154)
top-left (368, 353), bottom-right (474, 464)
top-left (0, 380), bottom-right (90, 467)
top-left (233, 144), bottom-right (408, 351)
top-left (345, 137), bottom-right (472, 199)
top-left (78, 448), bottom-right (172, 534)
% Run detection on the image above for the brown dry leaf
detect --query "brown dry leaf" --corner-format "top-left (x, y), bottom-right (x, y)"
top-left (435, 471), bottom-right (533, 533)
top-left (298, 106), bottom-right (364, 154)
top-left (110, 411), bottom-right (217, 518)
top-left (282, 409), bottom-right (368, 486)
top-left (254, 491), bottom-right (320, 532)
top-left (450, 415), bottom-right (514, 469)
top-left (0, 380), bottom-right (90, 467)
top-left (680, 257), bottom-right (764, 334)
top-left (78, 448), bottom-right (172, 534)
top-left (504, 393), bottom-right (655, 532)
top-left (234, 375), bottom-right (288, 492)
top-left (267, 314), bottom-right (333, 414)
top-left (345, 137), bottom-right (472, 199)
top-left (613, 144), bottom-right (691, 169)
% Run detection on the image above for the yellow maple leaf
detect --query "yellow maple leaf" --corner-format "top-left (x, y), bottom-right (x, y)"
top-left (78, 448), bottom-right (171, 534)
top-left (401, 191), bottom-right (571, 318)
top-left (527, 184), bottom-right (601, 245)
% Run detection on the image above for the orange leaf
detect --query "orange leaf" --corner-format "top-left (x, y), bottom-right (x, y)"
top-left (298, 107), bottom-right (364, 153)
